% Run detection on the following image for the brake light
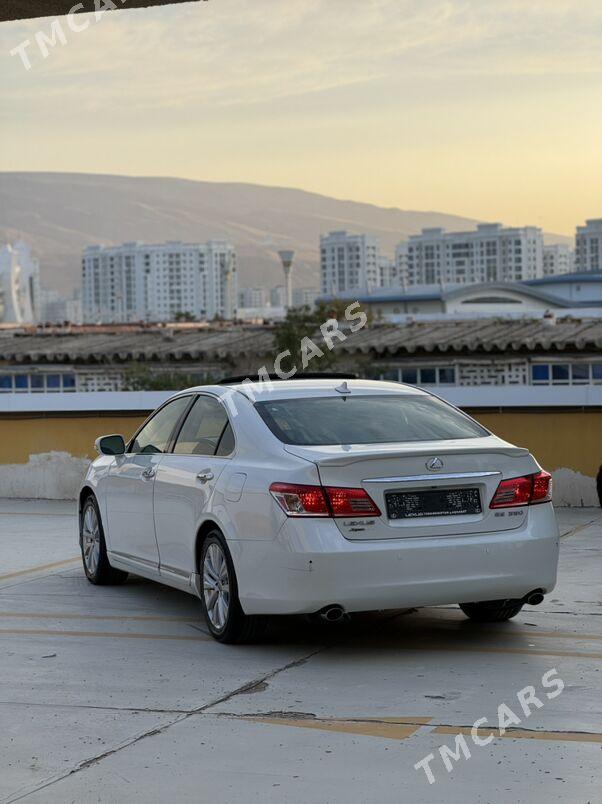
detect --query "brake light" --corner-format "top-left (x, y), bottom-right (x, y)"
top-left (489, 471), bottom-right (552, 509)
top-left (269, 483), bottom-right (330, 517)
top-left (325, 486), bottom-right (381, 517)
top-left (269, 483), bottom-right (381, 518)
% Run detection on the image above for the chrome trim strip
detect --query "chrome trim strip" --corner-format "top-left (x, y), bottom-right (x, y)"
top-left (363, 471), bottom-right (501, 484)
top-left (109, 551), bottom-right (158, 570)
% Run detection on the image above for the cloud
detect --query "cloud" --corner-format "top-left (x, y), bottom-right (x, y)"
top-left (2, 0), bottom-right (601, 117)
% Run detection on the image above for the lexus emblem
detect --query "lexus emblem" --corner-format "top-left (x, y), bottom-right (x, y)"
top-left (426, 457), bottom-right (444, 471)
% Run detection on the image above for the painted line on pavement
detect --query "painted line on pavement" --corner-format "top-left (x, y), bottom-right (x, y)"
top-left (0, 611), bottom-right (198, 623)
top-left (0, 627), bottom-right (209, 641)
top-left (0, 557), bottom-right (80, 583)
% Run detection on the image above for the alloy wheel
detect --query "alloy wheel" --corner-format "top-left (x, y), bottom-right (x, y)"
top-left (203, 542), bottom-right (230, 631)
top-left (82, 504), bottom-right (101, 575)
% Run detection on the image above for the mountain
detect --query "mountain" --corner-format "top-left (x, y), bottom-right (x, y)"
top-left (0, 172), bottom-right (571, 295)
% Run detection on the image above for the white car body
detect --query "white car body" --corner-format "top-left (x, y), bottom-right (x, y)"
top-left (80, 379), bottom-right (559, 616)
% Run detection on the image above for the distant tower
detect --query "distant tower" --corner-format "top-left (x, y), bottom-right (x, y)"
top-left (278, 250), bottom-right (295, 309)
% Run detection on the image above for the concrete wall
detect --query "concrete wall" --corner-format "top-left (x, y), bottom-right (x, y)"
top-left (0, 402), bottom-right (600, 505)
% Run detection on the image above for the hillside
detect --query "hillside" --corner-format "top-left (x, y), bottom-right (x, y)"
top-left (0, 173), bottom-right (570, 294)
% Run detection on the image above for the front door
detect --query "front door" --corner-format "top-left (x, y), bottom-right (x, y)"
top-left (104, 395), bottom-right (193, 572)
top-left (153, 394), bottom-right (234, 585)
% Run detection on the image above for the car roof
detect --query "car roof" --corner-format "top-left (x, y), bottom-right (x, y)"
top-left (178, 378), bottom-right (428, 402)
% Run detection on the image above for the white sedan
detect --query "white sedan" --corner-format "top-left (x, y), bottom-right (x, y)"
top-left (79, 377), bottom-right (559, 643)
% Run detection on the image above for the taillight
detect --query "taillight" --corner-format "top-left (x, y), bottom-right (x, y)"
top-left (269, 483), bottom-right (381, 518)
top-left (325, 487), bottom-right (381, 517)
top-left (269, 483), bottom-right (330, 517)
top-left (489, 470), bottom-right (552, 509)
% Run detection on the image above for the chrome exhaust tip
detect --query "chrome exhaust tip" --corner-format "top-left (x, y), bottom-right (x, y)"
top-left (524, 589), bottom-right (545, 606)
top-left (319, 605), bottom-right (345, 623)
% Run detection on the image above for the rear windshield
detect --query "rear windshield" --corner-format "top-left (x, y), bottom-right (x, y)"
top-left (254, 394), bottom-right (488, 446)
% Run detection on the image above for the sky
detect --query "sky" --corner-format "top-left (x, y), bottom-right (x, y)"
top-left (1, 0), bottom-right (601, 235)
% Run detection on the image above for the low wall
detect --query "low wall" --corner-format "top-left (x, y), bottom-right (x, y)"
top-left (0, 390), bottom-right (600, 505)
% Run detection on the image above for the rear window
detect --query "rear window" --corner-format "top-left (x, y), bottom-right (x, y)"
top-left (254, 394), bottom-right (488, 446)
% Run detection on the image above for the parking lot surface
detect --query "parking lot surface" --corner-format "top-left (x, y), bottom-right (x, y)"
top-left (1, 500), bottom-right (601, 803)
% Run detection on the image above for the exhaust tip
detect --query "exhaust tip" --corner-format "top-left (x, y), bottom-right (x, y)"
top-left (319, 605), bottom-right (345, 623)
top-left (524, 590), bottom-right (545, 606)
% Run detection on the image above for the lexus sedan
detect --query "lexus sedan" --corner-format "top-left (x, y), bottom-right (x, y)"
top-left (79, 377), bottom-right (559, 642)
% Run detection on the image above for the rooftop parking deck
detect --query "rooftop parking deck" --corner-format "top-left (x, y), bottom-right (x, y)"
top-left (0, 501), bottom-right (601, 803)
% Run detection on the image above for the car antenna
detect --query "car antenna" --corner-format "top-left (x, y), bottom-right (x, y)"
top-left (335, 380), bottom-right (351, 395)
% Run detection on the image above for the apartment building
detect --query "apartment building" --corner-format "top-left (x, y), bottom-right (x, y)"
top-left (403, 223), bottom-right (544, 286)
top-left (543, 244), bottom-right (574, 276)
top-left (320, 230), bottom-right (380, 294)
top-left (82, 240), bottom-right (237, 323)
top-left (575, 219), bottom-right (602, 272)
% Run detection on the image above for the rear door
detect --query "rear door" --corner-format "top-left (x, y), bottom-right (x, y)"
top-left (153, 394), bottom-right (234, 586)
top-left (104, 395), bottom-right (193, 570)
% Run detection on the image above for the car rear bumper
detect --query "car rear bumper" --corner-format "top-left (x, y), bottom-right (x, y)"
top-left (231, 503), bottom-right (559, 615)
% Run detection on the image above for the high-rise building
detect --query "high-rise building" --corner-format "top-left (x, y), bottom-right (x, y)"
top-left (575, 219), bottom-right (602, 272)
top-left (292, 287), bottom-right (318, 308)
top-left (239, 287), bottom-right (269, 308)
top-left (270, 285), bottom-right (286, 308)
top-left (0, 241), bottom-right (40, 324)
top-left (543, 244), bottom-right (574, 276)
top-left (402, 224), bottom-right (544, 286)
top-left (320, 231), bottom-right (380, 295)
top-left (82, 240), bottom-right (237, 323)
top-left (394, 242), bottom-right (408, 288)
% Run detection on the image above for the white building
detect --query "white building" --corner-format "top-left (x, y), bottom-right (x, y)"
top-left (239, 287), bottom-right (269, 308)
top-left (543, 244), bottom-right (574, 276)
top-left (0, 241), bottom-right (40, 324)
top-left (270, 285), bottom-right (286, 308)
top-left (292, 287), bottom-right (318, 308)
top-left (575, 219), bottom-right (602, 272)
top-left (394, 242), bottom-right (408, 288)
top-left (39, 287), bottom-right (83, 325)
top-left (402, 223), bottom-right (544, 286)
top-left (82, 240), bottom-right (237, 323)
top-left (320, 231), bottom-right (380, 295)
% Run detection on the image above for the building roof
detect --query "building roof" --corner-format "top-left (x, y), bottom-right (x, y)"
top-left (525, 272), bottom-right (602, 286)
top-left (1, 319), bottom-right (601, 365)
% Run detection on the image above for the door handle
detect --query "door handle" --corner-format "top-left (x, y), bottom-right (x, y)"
top-left (141, 466), bottom-right (156, 480)
top-left (196, 470), bottom-right (214, 483)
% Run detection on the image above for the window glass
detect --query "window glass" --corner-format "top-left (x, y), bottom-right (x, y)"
top-left (174, 396), bottom-right (230, 455)
top-left (62, 374), bottom-right (76, 390)
top-left (130, 396), bottom-right (191, 454)
top-left (0, 375), bottom-right (12, 390)
top-left (593, 364), bottom-right (602, 383)
top-left (419, 368), bottom-right (437, 384)
top-left (571, 364), bottom-right (589, 383)
top-left (15, 375), bottom-right (28, 389)
top-left (47, 374), bottom-right (61, 390)
top-left (531, 364), bottom-right (549, 382)
top-left (31, 375), bottom-right (44, 391)
top-left (380, 369), bottom-right (399, 381)
top-left (552, 364), bottom-right (570, 383)
top-left (438, 367), bottom-right (455, 384)
top-left (402, 369), bottom-right (418, 384)
top-left (255, 394), bottom-right (488, 446)
top-left (216, 422), bottom-right (235, 456)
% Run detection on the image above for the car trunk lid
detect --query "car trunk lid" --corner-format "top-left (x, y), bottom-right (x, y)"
top-left (284, 436), bottom-right (538, 540)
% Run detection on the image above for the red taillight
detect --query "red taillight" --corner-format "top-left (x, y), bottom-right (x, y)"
top-left (489, 470), bottom-right (552, 509)
top-left (325, 486), bottom-right (381, 517)
top-left (269, 483), bottom-right (330, 517)
top-left (269, 483), bottom-right (381, 518)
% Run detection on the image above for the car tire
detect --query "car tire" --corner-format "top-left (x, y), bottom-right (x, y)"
top-left (80, 495), bottom-right (128, 586)
top-left (459, 599), bottom-right (524, 622)
top-left (200, 531), bottom-right (265, 644)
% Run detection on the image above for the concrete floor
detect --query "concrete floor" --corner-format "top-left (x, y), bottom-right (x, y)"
top-left (0, 500), bottom-right (601, 804)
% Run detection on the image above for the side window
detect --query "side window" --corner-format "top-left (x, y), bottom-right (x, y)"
top-left (130, 396), bottom-right (191, 454)
top-left (173, 396), bottom-right (232, 456)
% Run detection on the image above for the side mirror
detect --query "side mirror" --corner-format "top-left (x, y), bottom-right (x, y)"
top-left (95, 434), bottom-right (126, 456)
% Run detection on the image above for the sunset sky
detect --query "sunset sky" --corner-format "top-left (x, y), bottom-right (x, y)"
top-left (1, 0), bottom-right (601, 235)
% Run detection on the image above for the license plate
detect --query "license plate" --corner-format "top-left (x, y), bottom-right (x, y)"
top-left (386, 487), bottom-right (482, 519)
